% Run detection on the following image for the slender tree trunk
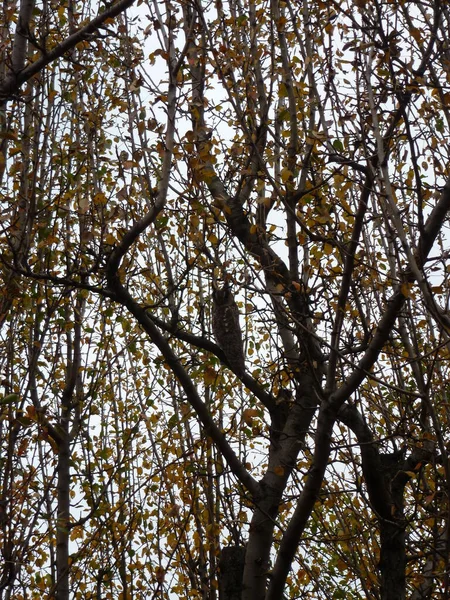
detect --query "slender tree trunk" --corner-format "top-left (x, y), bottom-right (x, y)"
top-left (55, 298), bottom-right (83, 599)
top-left (56, 429), bottom-right (70, 600)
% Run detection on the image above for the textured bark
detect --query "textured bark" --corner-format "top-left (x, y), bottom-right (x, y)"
top-left (243, 386), bottom-right (319, 600)
top-left (339, 404), bottom-right (434, 600)
top-left (218, 546), bottom-right (246, 600)
top-left (378, 454), bottom-right (408, 600)
top-left (379, 520), bottom-right (406, 600)
top-left (55, 299), bottom-right (83, 600)
top-left (56, 433), bottom-right (70, 600)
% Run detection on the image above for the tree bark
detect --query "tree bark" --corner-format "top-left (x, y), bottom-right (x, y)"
top-left (56, 432), bottom-right (70, 600)
top-left (218, 546), bottom-right (246, 600)
top-left (379, 519), bottom-right (406, 600)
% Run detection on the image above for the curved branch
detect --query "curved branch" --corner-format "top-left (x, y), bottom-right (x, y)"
top-left (10, 0), bottom-right (36, 78)
top-left (333, 174), bottom-right (450, 407)
top-left (267, 173), bottom-right (450, 599)
top-left (107, 273), bottom-right (261, 498)
top-left (337, 403), bottom-right (393, 519)
top-left (145, 313), bottom-right (278, 413)
top-left (325, 173), bottom-right (373, 394)
top-left (0, 0), bottom-right (137, 102)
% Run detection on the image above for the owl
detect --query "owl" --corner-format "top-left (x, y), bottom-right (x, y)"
top-left (212, 282), bottom-right (246, 377)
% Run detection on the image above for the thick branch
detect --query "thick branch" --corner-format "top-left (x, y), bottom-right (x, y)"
top-left (418, 175), bottom-right (450, 263)
top-left (266, 399), bottom-right (337, 600)
top-left (106, 273), bottom-right (261, 498)
top-left (267, 169), bottom-right (450, 597)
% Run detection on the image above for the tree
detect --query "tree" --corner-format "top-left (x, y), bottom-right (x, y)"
top-left (1, 0), bottom-right (450, 599)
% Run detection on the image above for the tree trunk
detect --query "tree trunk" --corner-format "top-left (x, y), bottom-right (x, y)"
top-left (56, 431), bottom-right (70, 600)
top-left (218, 546), bottom-right (246, 600)
top-left (379, 519), bottom-right (406, 600)
top-left (378, 459), bottom-right (409, 600)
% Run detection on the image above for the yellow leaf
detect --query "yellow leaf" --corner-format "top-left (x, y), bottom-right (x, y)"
top-left (243, 408), bottom-right (258, 424)
top-left (405, 471), bottom-right (417, 478)
top-left (400, 283), bottom-right (413, 298)
top-left (424, 492), bottom-right (436, 505)
top-left (155, 566), bottom-right (165, 584)
top-left (93, 192), bottom-right (107, 206)
top-left (105, 233), bottom-right (117, 245)
top-left (0, 131), bottom-right (17, 141)
top-left (203, 366), bottom-right (217, 385)
top-left (278, 82), bottom-right (288, 98)
top-left (280, 167), bottom-right (292, 183)
top-left (122, 160), bottom-right (137, 169)
top-left (339, 197), bottom-right (352, 214)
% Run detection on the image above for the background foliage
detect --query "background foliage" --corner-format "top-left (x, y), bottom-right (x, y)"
top-left (1, 0), bottom-right (450, 599)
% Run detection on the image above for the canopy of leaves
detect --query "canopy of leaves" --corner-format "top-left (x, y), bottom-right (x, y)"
top-left (0, 0), bottom-right (450, 599)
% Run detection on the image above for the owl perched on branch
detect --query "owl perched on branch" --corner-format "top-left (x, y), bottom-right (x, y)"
top-left (212, 282), bottom-right (246, 377)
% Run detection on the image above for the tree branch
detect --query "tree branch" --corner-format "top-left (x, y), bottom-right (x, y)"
top-left (106, 273), bottom-right (261, 498)
top-left (0, 0), bottom-right (137, 102)
top-left (267, 169), bottom-right (450, 599)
